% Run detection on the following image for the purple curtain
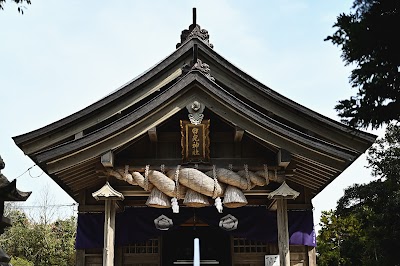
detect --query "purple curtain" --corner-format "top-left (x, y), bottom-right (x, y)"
top-left (76, 206), bottom-right (316, 249)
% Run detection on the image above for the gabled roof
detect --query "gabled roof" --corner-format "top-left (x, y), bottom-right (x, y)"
top-left (13, 20), bottom-right (376, 200)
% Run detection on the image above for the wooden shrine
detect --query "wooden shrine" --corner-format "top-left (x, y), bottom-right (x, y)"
top-left (13, 9), bottom-right (376, 266)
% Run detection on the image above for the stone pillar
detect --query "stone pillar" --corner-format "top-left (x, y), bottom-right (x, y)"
top-left (92, 182), bottom-right (124, 266)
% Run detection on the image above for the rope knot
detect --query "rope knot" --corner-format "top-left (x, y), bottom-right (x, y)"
top-left (244, 164), bottom-right (251, 190)
top-left (212, 165), bottom-right (219, 199)
top-left (144, 165), bottom-right (150, 191)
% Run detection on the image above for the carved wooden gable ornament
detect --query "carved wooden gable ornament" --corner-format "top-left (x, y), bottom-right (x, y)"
top-left (181, 101), bottom-right (210, 163)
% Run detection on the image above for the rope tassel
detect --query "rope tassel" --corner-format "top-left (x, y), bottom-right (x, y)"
top-left (214, 197), bottom-right (223, 213)
top-left (171, 197), bottom-right (179, 213)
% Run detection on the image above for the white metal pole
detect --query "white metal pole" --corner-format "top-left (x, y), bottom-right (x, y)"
top-left (193, 238), bottom-right (200, 266)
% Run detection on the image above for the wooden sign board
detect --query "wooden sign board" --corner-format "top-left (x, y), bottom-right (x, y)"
top-left (180, 120), bottom-right (210, 163)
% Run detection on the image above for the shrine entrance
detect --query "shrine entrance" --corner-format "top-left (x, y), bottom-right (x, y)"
top-left (162, 224), bottom-right (231, 265)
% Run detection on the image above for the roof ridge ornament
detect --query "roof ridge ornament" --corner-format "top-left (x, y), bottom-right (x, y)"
top-left (186, 100), bottom-right (205, 125)
top-left (192, 59), bottom-right (215, 81)
top-left (176, 8), bottom-right (214, 49)
top-left (181, 44), bottom-right (215, 81)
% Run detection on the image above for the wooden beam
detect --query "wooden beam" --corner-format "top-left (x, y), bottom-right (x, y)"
top-left (296, 162), bottom-right (336, 179)
top-left (101, 151), bottom-right (114, 168)
top-left (286, 175), bottom-right (320, 190)
top-left (65, 172), bottom-right (98, 186)
top-left (296, 168), bottom-right (329, 184)
top-left (58, 159), bottom-right (98, 177)
top-left (294, 172), bottom-right (326, 187)
top-left (116, 186), bottom-right (279, 197)
top-left (287, 203), bottom-right (313, 210)
top-left (57, 158), bottom-right (99, 175)
top-left (69, 176), bottom-right (102, 191)
top-left (293, 155), bottom-right (339, 174)
top-left (78, 203), bottom-right (124, 213)
top-left (117, 158), bottom-right (282, 171)
top-left (62, 168), bottom-right (97, 183)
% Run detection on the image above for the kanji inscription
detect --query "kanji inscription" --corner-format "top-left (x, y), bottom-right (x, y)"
top-left (180, 120), bottom-right (210, 163)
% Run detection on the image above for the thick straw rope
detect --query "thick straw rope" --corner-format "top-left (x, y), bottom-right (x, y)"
top-left (104, 165), bottom-right (283, 209)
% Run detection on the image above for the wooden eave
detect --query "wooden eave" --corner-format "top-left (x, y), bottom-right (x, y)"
top-left (189, 41), bottom-right (377, 153)
top-left (29, 72), bottom-right (360, 182)
top-left (12, 39), bottom-right (198, 156)
top-left (12, 36), bottom-right (377, 200)
top-left (13, 38), bottom-right (376, 159)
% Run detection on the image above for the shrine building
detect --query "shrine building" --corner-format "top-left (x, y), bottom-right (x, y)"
top-left (13, 9), bottom-right (376, 266)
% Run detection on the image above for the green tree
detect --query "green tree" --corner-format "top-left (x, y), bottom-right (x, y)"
top-left (317, 210), bottom-right (364, 266)
top-left (0, 210), bottom-right (76, 266)
top-left (326, 0), bottom-right (400, 128)
top-left (10, 257), bottom-right (34, 266)
top-left (317, 124), bottom-right (400, 265)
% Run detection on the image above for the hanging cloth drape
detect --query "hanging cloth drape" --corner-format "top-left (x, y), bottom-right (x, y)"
top-left (75, 206), bottom-right (316, 249)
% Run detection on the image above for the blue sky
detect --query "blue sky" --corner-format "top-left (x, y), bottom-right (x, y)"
top-left (0, 1), bottom-right (383, 227)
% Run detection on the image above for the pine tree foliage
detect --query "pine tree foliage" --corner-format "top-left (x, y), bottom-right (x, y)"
top-left (326, 0), bottom-right (400, 128)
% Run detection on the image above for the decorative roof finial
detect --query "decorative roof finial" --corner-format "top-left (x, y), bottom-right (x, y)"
top-left (193, 7), bottom-right (197, 26)
top-left (176, 8), bottom-right (213, 49)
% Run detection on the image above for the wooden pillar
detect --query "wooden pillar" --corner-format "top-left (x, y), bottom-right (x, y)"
top-left (268, 182), bottom-right (300, 266)
top-left (277, 198), bottom-right (290, 266)
top-left (307, 246), bottom-right (317, 266)
top-left (92, 182), bottom-right (124, 266)
top-left (103, 199), bottom-right (117, 266)
top-left (76, 249), bottom-right (85, 266)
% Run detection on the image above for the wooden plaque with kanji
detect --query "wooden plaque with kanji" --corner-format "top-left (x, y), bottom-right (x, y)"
top-left (180, 120), bottom-right (210, 163)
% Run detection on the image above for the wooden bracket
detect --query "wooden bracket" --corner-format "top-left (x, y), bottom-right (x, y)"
top-left (101, 151), bottom-right (114, 168)
top-left (277, 148), bottom-right (291, 168)
top-left (234, 126), bottom-right (244, 142)
top-left (74, 131), bottom-right (83, 140)
top-left (148, 127), bottom-right (158, 143)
